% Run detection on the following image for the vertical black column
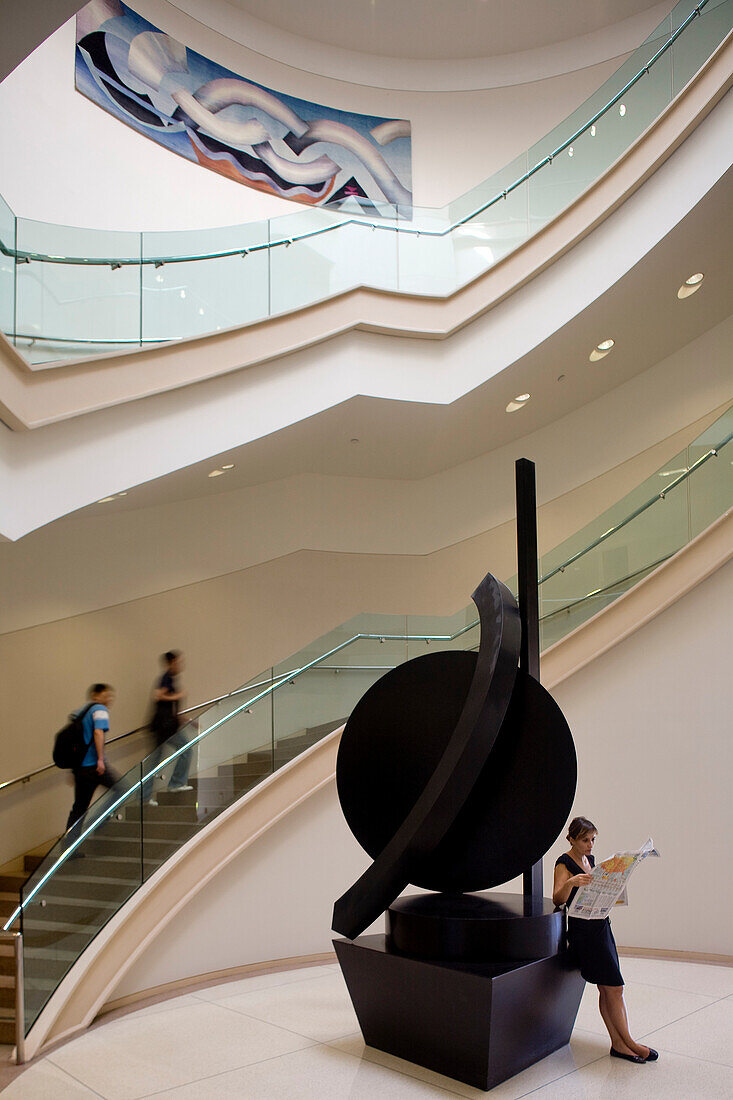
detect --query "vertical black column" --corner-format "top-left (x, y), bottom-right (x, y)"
top-left (515, 458), bottom-right (543, 903)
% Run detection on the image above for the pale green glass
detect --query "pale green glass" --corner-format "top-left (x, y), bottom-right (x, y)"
top-left (688, 405), bottom-right (733, 537)
top-left (0, 193), bottom-right (15, 340)
top-left (142, 225), bottom-right (269, 340)
top-left (672, 0), bottom-right (732, 95)
top-left (15, 220), bottom-right (141, 347)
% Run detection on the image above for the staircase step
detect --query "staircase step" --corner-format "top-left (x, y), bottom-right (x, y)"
top-left (0, 1009), bottom-right (16, 1045)
top-left (126, 804), bottom-right (197, 823)
top-left (154, 788), bottom-right (197, 807)
top-left (33, 874), bottom-right (135, 903)
top-left (0, 872), bottom-right (25, 893)
top-left (83, 835), bottom-right (178, 860)
top-left (106, 820), bottom-right (195, 842)
top-left (217, 762), bottom-right (271, 778)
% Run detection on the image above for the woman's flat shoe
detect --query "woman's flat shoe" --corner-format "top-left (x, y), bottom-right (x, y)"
top-left (610, 1048), bottom-right (646, 1064)
top-left (643, 1048), bottom-right (659, 1062)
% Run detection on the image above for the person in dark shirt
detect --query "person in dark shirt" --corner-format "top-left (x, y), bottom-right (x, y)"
top-left (553, 816), bottom-right (658, 1065)
top-left (143, 651), bottom-right (192, 803)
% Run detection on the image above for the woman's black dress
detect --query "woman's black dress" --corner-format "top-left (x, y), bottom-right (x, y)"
top-left (556, 853), bottom-right (624, 986)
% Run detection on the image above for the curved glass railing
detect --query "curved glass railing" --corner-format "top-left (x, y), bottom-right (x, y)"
top-left (3, 401), bottom-right (731, 1038)
top-left (1, 0), bottom-right (729, 364)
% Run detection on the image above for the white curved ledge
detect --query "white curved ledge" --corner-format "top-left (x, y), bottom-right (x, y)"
top-left (22, 507), bottom-right (732, 1059)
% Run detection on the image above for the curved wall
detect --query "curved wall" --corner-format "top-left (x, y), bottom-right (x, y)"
top-left (0, 4), bottom-right (633, 228)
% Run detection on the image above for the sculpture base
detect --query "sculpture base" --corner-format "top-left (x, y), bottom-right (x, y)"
top-left (335, 909), bottom-right (585, 1091)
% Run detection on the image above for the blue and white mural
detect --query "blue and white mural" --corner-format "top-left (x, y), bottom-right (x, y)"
top-left (75, 1), bottom-right (412, 214)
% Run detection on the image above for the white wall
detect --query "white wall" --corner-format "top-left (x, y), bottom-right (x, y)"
top-left (0, 9), bottom-right (629, 229)
top-left (112, 557), bottom-right (733, 1002)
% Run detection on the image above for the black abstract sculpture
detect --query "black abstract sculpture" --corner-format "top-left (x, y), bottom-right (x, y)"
top-left (332, 460), bottom-right (585, 1091)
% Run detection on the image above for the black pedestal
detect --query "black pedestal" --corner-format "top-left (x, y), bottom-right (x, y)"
top-left (334, 893), bottom-right (585, 1092)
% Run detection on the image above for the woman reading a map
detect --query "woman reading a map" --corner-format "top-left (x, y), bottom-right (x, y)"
top-left (553, 816), bottom-right (658, 1065)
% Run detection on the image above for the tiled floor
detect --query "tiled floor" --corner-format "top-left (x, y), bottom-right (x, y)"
top-left (2, 958), bottom-right (732, 1098)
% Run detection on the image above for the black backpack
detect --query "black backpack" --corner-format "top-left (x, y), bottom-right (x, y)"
top-left (52, 704), bottom-right (94, 769)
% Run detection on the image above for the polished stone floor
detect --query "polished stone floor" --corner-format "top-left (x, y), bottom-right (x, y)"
top-left (2, 956), bottom-right (732, 1098)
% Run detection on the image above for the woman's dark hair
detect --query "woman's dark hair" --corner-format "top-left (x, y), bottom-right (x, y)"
top-left (567, 816), bottom-right (597, 841)
top-left (88, 683), bottom-right (112, 698)
top-left (163, 650), bottom-right (181, 664)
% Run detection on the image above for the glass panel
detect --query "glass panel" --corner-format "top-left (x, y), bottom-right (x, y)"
top-left (15, 221), bottom-right (141, 347)
top-left (142, 225), bottom-right (269, 341)
top-left (397, 207), bottom-right (455, 296)
top-left (269, 209), bottom-right (397, 312)
top-left (0, 192), bottom-right (15, 340)
top-left (688, 406), bottom-right (733, 538)
top-left (672, 0), bottom-right (733, 96)
top-left (21, 766), bottom-right (144, 1032)
top-left (527, 35), bottom-right (672, 234)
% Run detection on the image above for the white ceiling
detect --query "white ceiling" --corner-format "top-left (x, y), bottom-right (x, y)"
top-left (75, 165), bottom-right (732, 517)
top-left (222, 0), bottom-right (663, 61)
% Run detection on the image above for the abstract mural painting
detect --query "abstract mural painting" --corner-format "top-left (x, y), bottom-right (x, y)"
top-left (75, 1), bottom-right (412, 214)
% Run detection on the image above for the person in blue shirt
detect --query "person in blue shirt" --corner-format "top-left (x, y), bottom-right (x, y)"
top-left (66, 683), bottom-right (119, 830)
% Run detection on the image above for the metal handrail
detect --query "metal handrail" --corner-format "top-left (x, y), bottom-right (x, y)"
top-left (0, 932), bottom-right (25, 1064)
top-left (0, 2), bottom-right (709, 273)
top-left (0, 420), bottom-right (728, 800)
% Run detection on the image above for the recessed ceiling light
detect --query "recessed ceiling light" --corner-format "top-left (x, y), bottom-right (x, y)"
top-left (506, 394), bottom-right (531, 413)
top-left (208, 469), bottom-right (224, 478)
top-left (350, 438), bottom-right (360, 444)
top-left (117, 491), bottom-right (128, 497)
top-left (590, 338), bottom-right (615, 362)
top-left (97, 496), bottom-right (116, 503)
top-left (677, 272), bottom-right (704, 299)
top-left (221, 463), bottom-right (235, 470)
top-left (619, 103), bottom-right (626, 117)
top-left (568, 146), bottom-right (574, 158)
top-left (590, 124), bottom-right (596, 137)
top-left (198, 307), bottom-right (205, 315)
top-left (155, 273), bottom-right (163, 283)
top-left (179, 289), bottom-right (186, 299)
top-left (515, 393), bottom-right (531, 402)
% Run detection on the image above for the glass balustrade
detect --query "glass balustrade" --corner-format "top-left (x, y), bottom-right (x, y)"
top-left (4, 401), bottom-right (731, 1036)
top-left (0, 0), bottom-right (728, 362)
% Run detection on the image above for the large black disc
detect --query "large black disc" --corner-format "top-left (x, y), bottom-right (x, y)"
top-left (336, 650), bottom-right (576, 892)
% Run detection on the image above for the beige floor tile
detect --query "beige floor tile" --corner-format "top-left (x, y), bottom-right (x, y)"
top-left (644, 994), bottom-right (733, 1065)
top-left (46, 1000), bottom-right (315, 1100)
top-left (192, 963), bottom-right (336, 1002)
top-left (148, 1043), bottom-right (460, 1099)
top-left (215, 970), bottom-right (359, 1042)
top-left (1, 1058), bottom-right (102, 1098)
top-left (329, 1028), bottom-right (606, 1098)
top-left (618, 956), bottom-right (733, 998)
top-left (573, 977), bottom-right (715, 1038)
top-left (524, 1048), bottom-right (733, 1098)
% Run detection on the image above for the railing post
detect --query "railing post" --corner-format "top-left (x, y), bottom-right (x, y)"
top-left (14, 931), bottom-right (25, 1064)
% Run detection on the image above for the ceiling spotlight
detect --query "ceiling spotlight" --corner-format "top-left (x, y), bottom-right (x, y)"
top-left (590, 338), bottom-right (615, 362)
top-left (619, 103), bottom-right (626, 117)
top-left (117, 491), bottom-right (128, 497)
top-left (198, 307), bottom-right (205, 315)
top-left (208, 469), bottom-right (224, 478)
top-left (97, 496), bottom-right (116, 503)
top-left (179, 289), bottom-right (186, 299)
top-left (350, 437), bottom-right (360, 444)
top-left (506, 394), bottom-right (530, 413)
top-left (515, 393), bottom-right (531, 402)
top-left (155, 273), bottom-right (164, 283)
top-left (590, 124), bottom-right (596, 137)
top-left (677, 272), bottom-right (704, 299)
top-left (568, 146), bottom-right (574, 157)
top-left (221, 463), bottom-right (235, 470)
